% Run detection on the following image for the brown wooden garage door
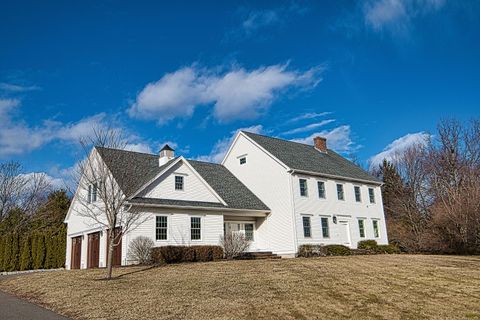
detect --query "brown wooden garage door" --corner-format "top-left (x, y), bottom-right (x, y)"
top-left (106, 227), bottom-right (122, 267)
top-left (71, 236), bottom-right (82, 269)
top-left (87, 232), bottom-right (100, 268)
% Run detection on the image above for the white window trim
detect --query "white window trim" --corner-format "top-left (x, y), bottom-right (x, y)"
top-left (320, 216), bottom-right (330, 239)
top-left (357, 218), bottom-right (366, 238)
top-left (224, 221), bottom-right (256, 241)
top-left (299, 178), bottom-right (309, 197)
top-left (368, 187), bottom-right (376, 204)
top-left (301, 215), bottom-right (312, 238)
top-left (155, 215), bottom-right (169, 242)
top-left (174, 175), bottom-right (184, 191)
top-left (372, 219), bottom-right (380, 238)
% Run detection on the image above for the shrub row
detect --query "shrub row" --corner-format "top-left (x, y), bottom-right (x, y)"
top-left (151, 245), bottom-right (223, 264)
top-left (298, 241), bottom-right (400, 258)
top-left (0, 228), bottom-right (66, 272)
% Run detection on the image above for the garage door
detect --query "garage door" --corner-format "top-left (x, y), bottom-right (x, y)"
top-left (87, 232), bottom-right (100, 268)
top-left (106, 227), bottom-right (122, 267)
top-left (71, 236), bottom-right (82, 269)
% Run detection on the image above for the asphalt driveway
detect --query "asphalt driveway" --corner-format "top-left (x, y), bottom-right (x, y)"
top-left (0, 275), bottom-right (69, 320)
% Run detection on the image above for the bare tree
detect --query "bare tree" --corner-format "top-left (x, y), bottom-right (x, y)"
top-left (128, 236), bottom-right (154, 264)
top-left (72, 127), bottom-right (149, 279)
top-left (220, 233), bottom-right (250, 259)
top-left (0, 162), bottom-right (52, 223)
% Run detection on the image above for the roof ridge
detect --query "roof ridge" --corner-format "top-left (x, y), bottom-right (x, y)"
top-left (95, 146), bottom-right (157, 157)
top-left (241, 130), bottom-right (318, 148)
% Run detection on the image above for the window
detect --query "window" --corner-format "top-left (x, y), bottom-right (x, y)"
top-left (175, 176), bottom-right (184, 190)
top-left (245, 223), bottom-right (254, 241)
top-left (299, 179), bottom-right (308, 197)
top-left (337, 184), bottom-right (344, 200)
top-left (358, 219), bottom-right (365, 238)
top-left (369, 188), bottom-right (376, 204)
top-left (317, 181), bottom-right (326, 199)
top-left (354, 186), bottom-right (361, 202)
top-left (321, 217), bottom-right (330, 238)
top-left (302, 216), bottom-right (311, 237)
top-left (239, 157), bottom-right (247, 165)
top-left (156, 216), bottom-right (167, 240)
top-left (373, 220), bottom-right (380, 238)
top-left (87, 185), bottom-right (92, 203)
top-left (87, 183), bottom-right (98, 203)
top-left (191, 217), bottom-right (201, 240)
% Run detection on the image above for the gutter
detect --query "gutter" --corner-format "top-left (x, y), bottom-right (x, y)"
top-left (125, 201), bottom-right (270, 215)
top-left (288, 169), bottom-right (383, 186)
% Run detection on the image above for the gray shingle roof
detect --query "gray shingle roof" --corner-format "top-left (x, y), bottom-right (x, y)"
top-left (242, 131), bottom-right (381, 184)
top-left (95, 147), bottom-right (269, 211)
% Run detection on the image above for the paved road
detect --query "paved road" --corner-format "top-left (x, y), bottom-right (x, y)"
top-left (0, 277), bottom-right (69, 320)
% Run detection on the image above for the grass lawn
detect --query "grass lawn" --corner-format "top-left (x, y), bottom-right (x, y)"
top-left (1, 255), bottom-right (480, 320)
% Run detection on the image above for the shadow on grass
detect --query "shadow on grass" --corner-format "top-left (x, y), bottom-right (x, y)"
top-left (94, 265), bottom-right (159, 281)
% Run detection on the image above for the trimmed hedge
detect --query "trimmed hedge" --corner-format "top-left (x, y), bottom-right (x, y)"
top-left (357, 240), bottom-right (378, 250)
top-left (375, 244), bottom-right (401, 254)
top-left (298, 244), bottom-right (352, 257)
top-left (151, 245), bottom-right (224, 264)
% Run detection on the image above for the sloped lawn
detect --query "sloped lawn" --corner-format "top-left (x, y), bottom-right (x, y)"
top-left (1, 255), bottom-right (480, 320)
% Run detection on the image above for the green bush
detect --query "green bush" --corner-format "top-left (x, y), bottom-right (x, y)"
top-left (357, 240), bottom-right (378, 250)
top-left (375, 244), bottom-right (401, 254)
top-left (298, 244), bottom-right (351, 257)
top-left (151, 245), bottom-right (224, 264)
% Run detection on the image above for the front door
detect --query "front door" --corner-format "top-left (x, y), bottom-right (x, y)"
top-left (87, 232), bottom-right (100, 268)
top-left (338, 221), bottom-right (351, 246)
top-left (71, 236), bottom-right (82, 269)
top-left (224, 222), bottom-right (255, 249)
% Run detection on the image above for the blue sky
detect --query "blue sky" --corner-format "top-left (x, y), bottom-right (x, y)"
top-left (1, 0), bottom-right (479, 187)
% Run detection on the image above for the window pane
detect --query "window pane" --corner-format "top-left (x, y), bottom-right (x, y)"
top-left (156, 216), bottom-right (167, 240)
top-left (358, 220), bottom-right (365, 238)
top-left (245, 224), bottom-right (254, 241)
top-left (92, 183), bottom-right (97, 202)
top-left (369, 188), bottom-right (375, 203)
top-left (373, 220), bottom-right (379, 238)
top-left (354, 186), bottom-right (361, 202)
top-left (87, 185), bottom-right (92, 203)
top-left (302, 216), bottom-right (311, 237)
top-left (321, 217), bottom-right (330, 238)
top-left (317, 181), bottom-right (325, 199)
top-left (299, 179), bottom-right (308, 197)
top-left (191, 217), bottom-right (201, 240)
top-left (337, 184), bottom-right (344, 200)
top-left (175, 176), bottom-right (184, 190)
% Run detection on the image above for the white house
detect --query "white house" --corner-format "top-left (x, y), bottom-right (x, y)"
top-left (64, 131), bottom-right (388, 269)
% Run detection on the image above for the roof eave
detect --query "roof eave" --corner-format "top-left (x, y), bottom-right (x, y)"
top-left (288, 169), bottom-right (383, 186)
top-left (126, 201), bottom-right (270, 216)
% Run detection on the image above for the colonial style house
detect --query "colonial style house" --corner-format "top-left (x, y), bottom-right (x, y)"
top-left (64, 131), bottom-right (388, 269)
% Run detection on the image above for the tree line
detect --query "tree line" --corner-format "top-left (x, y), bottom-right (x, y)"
top-left (0, 162), bottom-right (70, 272)
top-left (375, 119), bottom-right (480, 254)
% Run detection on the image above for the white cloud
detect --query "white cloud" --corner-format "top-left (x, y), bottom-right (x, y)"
top-left (242, 10), bottom-right (279, 34)
top-left (0, 82), bottom-right (41, 92)
top-left (369, 132), bottom-right (430, 168)
top-left (128, 64), bottom-right (323, 124)
top-left (291, 125), bottom-right (358, 153)
top-left (124, 143), bottom-right (153, 154)
top-left (282, 119), bottom-right (336, 135)
top-left (18, 172), bottom-right (65, 190)
top-left (287, 111), bottom-right (332, 123)
top-left (364, 0), bottom-right (445, 34)
top-left (196, 125), bottom-right (265, 163)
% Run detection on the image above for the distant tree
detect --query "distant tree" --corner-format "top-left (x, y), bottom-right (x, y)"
top-left (33, 233), bottom-right (46, 269)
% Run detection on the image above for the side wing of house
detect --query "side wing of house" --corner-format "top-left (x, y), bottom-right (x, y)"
top-left (222, 133), bottom-right (297, 256)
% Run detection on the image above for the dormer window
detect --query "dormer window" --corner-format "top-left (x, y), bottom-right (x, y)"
top-left (175, 176), bottom-right (184, 190)
top-left (239, 157), bottom-right (247, 165)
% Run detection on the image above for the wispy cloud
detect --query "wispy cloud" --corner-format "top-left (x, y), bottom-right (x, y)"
top-left (196, 125), bottom-right (265, 163)
top-left (291, 125), bottom-right (359, 154)
top-left (129, 63), bottom-right (324, 124)
top-left (363, 0), bottom-right (445, 35)
top-left (282, 119), bottom-right (336, 135)
top-left (0, 99), bottom-right (151, 158)
top-left (368, 132), bottom-right (430, 168)
top-left (0, 82), bottom-right (41, 92)
top-left (287, 111), bottom-right (332, 123)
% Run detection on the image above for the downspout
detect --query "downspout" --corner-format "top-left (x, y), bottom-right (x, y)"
top-left (287, 171), bottom-right (299, 256)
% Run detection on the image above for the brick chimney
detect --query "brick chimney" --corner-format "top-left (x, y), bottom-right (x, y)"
top-left (314, 136), bottom-right (327, 153)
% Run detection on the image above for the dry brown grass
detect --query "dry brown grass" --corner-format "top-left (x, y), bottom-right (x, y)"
top-left (1, 255), bottom-right (480, 320)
